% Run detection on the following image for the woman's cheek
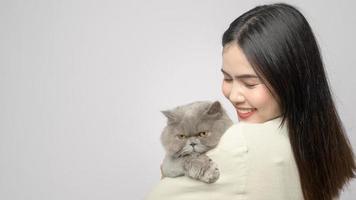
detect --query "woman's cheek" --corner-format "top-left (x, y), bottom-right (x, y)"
top-left (221, 82), bottom-right (230, 98)
top-left (250, 86), bottom-right (271, 107)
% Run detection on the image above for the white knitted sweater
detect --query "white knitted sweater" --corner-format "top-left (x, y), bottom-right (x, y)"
top-left (146, 117), bottom-right (304, 200)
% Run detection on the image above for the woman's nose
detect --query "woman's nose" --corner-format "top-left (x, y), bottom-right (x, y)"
top-left (229, 83), bottom-right (245, 103)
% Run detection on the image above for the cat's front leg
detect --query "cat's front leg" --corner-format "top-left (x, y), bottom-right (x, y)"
top-left (183, 154), bottom-right (220, 183)
top-left (161, 156), bottom-right (185, 178)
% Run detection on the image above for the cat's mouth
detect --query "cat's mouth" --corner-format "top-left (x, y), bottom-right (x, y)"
top-left (175, 145), bottom-right (208, 158)
top-left (176, 147), bottom-right (198, 157)
top-left (191, 146), bottom-right (207, 154)
top-left (192, 147), bottom-right (198, 153)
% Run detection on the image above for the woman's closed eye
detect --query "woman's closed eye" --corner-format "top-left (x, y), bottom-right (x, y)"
top-left (244, 82), bottom-right (258, 88)
top-left (223, 78), bottom-right (233, 82)
top-left (223, 78), bottom-right (258, 88)
top-left (223, 74), bottom-right (234, 82)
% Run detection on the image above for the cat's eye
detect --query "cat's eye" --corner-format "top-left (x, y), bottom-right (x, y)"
top-left (199, 132), bottom-right (207, 137)
top-left (177, 134), bottom-right (186, 139)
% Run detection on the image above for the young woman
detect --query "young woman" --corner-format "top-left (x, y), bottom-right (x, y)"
top-left (221, 3), bottom-right (355, 199)
top-left (147, 3), bottom-right (355, 200)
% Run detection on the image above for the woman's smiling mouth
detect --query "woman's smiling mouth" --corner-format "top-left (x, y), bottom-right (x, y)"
top-left (236, 108), bottom-right (257, 119)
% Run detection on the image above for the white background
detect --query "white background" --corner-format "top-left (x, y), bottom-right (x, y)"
top-left (0, 0), bottom-right (355, 199)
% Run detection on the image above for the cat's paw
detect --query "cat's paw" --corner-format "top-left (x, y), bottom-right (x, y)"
top-left (183, 154), bottom-right (220, 183)
top-left (200, 161), bottom-right (220, 183)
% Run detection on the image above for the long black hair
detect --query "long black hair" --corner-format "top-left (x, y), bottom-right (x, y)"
top-left (222, 3), bottom-right (355, 200)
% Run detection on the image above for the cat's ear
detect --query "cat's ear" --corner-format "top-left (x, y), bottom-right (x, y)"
top-left (161, 110), bottom-right (179, 124)
top-left (204, 101), bottom-right (223, 118)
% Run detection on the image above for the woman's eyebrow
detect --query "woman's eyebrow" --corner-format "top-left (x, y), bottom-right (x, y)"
top-left (220, 68), bottom-right (259, 79)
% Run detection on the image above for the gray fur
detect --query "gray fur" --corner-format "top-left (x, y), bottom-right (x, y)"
top-left (160, 100), bottom-right (233, 183)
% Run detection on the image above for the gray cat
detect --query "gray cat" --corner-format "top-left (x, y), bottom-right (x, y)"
top-left (160, 100), bottom-right (233, 183)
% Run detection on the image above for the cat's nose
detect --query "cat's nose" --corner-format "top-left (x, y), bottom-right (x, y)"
top-left (190, 142), bottom-right (197, 147)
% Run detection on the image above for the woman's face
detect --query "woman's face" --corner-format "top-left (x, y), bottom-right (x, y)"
top-left (221, 43), bottom-right (281, 123)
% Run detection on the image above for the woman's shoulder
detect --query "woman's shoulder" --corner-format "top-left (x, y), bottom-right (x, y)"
top-left (215, 117), bottom-right (289, 152)
top-left (212, 117), bottom-right (295, 169)
top-left (237, 117), bottom-right (293, 159)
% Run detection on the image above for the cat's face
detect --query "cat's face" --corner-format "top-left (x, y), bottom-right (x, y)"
top-left (160, 101), bottom-right (233, 157)
top-left (161, 123), bottom-right (220, 157)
